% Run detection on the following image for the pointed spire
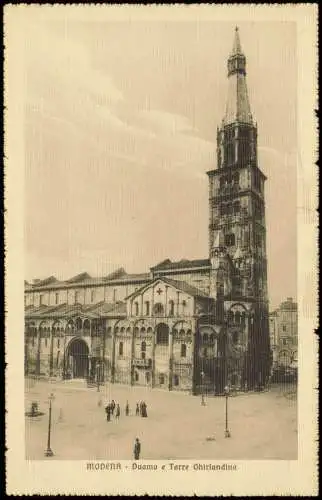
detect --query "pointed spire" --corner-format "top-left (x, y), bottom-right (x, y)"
top-left (223, 27), bottom-right (253, 126)
top-left (231, 26), bottom-right (243, 56)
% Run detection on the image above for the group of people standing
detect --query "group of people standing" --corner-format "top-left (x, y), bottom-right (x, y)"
top-left (104, 399), bottom-right (148, 421)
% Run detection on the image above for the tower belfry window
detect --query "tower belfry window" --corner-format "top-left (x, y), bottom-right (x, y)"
top-left (225, 234), bottom-right (235, 247)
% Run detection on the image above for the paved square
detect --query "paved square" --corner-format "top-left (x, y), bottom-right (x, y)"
top-left (25, 379), bottom-right (297, 460)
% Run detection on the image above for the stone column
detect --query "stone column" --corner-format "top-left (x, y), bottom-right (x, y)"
top-left (176, 291), bottom-right (180, 317)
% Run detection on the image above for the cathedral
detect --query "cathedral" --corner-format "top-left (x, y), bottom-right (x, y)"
top-left (24, 28), bottom-right (271, 394)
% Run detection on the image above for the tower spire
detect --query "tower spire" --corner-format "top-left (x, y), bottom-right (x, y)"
top-left (224, 27), bottom-right (253, 125)
top-left (231, 26), bottom-right (243, 56)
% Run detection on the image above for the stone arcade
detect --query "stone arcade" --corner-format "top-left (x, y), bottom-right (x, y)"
top-left (24, 28), bottom-right (271, 394)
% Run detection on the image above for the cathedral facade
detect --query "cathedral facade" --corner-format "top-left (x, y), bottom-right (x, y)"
top-left (24, 28), bottom-right (271, 394)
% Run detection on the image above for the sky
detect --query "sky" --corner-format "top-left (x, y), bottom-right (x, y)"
top-left (22, 13), bottom-right (297, 309)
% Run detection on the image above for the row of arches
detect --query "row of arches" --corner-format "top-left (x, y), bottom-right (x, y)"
top-left (118, 340), bottom-right (188, 359)
top-left (227, 310), bottom-right (248, 325)
top-left (131, 300), bottom-right (186, 317)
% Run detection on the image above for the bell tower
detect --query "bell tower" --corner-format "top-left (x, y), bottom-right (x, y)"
top-left (207, 27), bottom-right (270, 389)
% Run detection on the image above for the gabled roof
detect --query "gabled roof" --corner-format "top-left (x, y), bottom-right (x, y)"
top-left (162, 277), bottom-right (209, 298)
top-left (104, 267), bottom-right (127, 280)
top-left (151, 258), bottom-right (210, 271)
top-left (66, 272), bottom-right (92, 283)
top-left (125, 276), bottom-right (209, 301)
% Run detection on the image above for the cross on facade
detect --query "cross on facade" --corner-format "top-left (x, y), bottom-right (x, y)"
top-left (156, 288), bottom-right (163, 295)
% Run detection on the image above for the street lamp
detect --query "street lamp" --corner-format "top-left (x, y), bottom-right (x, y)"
top-left (201, 371), bottom-right (206, 406)
top-left (224, 385), bottom-right (231, 438)
top-left (96, 362), bottom-right (100, 392)
top-left (44, 392), bottom-right (55, 457)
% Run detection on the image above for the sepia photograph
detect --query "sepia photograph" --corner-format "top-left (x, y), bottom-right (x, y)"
top-left (5, 4), bottom-right (318, 496)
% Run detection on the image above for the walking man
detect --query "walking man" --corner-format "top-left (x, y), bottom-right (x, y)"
top-left (105, 404), bottom-right (111, 422)
top-left (135, 403), bottom-right (140, 416)
top-left (125, 401), bottom-right (130, 416)
top-left (115, 403), bottom-right (120, 419)
top-left (141, 401), bottom-right (148, 418)
top-left (111, 400), bottom-right (116, 415)
top-left (133, 438), bottom-right (141, 460)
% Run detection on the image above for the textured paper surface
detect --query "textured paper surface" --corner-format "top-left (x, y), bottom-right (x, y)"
top-left (5, 4), bottom-right (318, 496)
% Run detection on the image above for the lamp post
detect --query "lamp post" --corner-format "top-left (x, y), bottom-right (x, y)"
top-left (44, 392), bottom-right (55, 457)
top-left (96, 362), bottom-right (100, 392)
top-left (201, 371), bottom-right (206, 406)
top-left (224, 385), bottom-right (231, 438)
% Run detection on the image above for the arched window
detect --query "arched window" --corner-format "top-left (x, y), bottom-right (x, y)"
top-left (235, 311), bottom-right (241, 324)
top-left (153, 302), bottom-right (164, 316)
top-left (120, 327), bottom-right (125, 333)
top-left (76, 318), bottom-right (82, 331)
top-left (181, 344), bottom-right (187, 358)
top-left (55, 293), bottom-right (59, 305)
top-left (168, 300), bottom-right (175, 316)
top-left (119, 341), bottom-right (123, 356)
top-left (135, 371), bottom-right (139, 382)
top-left (174, 375), bottom-right (179, 386)
top-left (156, 324), bottom-right (169, 345)
top-left (233, 201), bottom-right (240, 214)
top-left (225, 233), bottom-right (235, 246)
top-left (232, 331), bottom-right (239, 344)
top-left (159, 374), bottom-right (165, 385)
top-left (141, 341), bottom-right (146, 359)
top-left (145, 301), bottom-right (150, 316)
top-left (57, 338), bottom-right (60, 348)
top-left (134, 302), bottom-right (139, 316)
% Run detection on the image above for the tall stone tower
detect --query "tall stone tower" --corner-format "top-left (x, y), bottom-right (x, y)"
top-left (207, 27), bottom-right (271, 389)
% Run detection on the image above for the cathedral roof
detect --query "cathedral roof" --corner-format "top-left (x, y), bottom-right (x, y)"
top-left (151, 258), bottom-right (210, 271)
top-left (24, 301), bottom-right (127, 320)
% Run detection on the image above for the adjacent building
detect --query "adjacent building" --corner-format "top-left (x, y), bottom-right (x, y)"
top-left (24, 28), bottom-right (271, 394)
top-left (269, 298), bottom-right (298, 371)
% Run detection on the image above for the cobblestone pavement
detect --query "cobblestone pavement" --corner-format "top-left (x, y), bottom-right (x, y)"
top-left (25, 378), bottom-right (297, 460)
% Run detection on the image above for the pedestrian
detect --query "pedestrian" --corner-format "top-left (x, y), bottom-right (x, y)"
top-left (135, 403), bottom-right (140, 416)
top-left (111, 399), bottom-right (116, 415)
top-left (105, 404), bottom-right (111, 422)
top-left (139, 400), bottom-right (144, 416)
top-left (115, 403), bottom-right (120, 419)
top-left (125, 401), bottom-right (130, 416)
top-left (133, 438), bottom-right (141, 460)
top-left (141, 401), bottom-right (148, 418)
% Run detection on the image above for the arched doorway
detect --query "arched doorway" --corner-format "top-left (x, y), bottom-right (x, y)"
top-left (66, 338), bottom-right (89, 378)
